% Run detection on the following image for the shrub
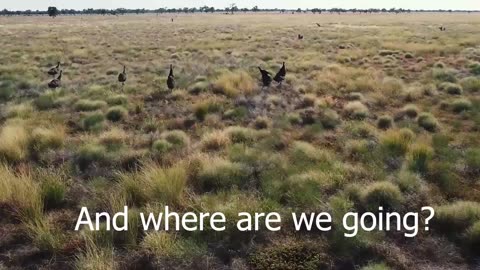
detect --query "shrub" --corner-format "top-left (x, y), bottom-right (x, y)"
top-left (408, 143), bottom-right (434, 174)
top-left (76, 144), bottom-right (107, 171)
top-left (152, 139), bottom-right (173, 154)
top-left (213, 71), bottom-right (256, 97)
top-left (451, 98), bottom-right (472, 113)
top-left (0, 124), bottom-right (29, 162)
top-left (106, 95), bottom-right (128, 106)
top-left (417, 113), bottom-right (439, 132)
top-left (201, 130), bottom-right (231, 151)
top-left (377, 115), bottom-right (393, 129)
top-left (344, 101), bottom-right (369, 120)
top-left (402, 104), bottom-right (419, 118)
top-left (30, 127), bottom-right (65, 153)
top-left (197, 158), bottom-right (249, 192)
top-left (319, 109), bottom-right (341, 129)
top-left (74, 99), bottom-right (108, 112)
top-left (460, 77), bottom-right (480, 92)
top-left (435, 201), bottom-right (480, 231)
top-left (160, 130), bottom-right (190, 149)
top-left (361, 181), bottom-right (404, 211)
top-left (254, 116), bottom-right (271, 130)
top-left (106, 106), bottom-right (128, 122)
top-left (82, 112), bottom-right (105, 131)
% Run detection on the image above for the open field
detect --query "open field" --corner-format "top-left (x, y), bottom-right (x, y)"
top-left (0, 13), bottom-right (480, 269)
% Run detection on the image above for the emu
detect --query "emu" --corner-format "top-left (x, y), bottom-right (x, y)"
top-left (167, 65), bottom-right (175, 90)
top-left (439, 26), bottom-right (446, 31)
top-left (316, 23), bottom-right (321, 27)
top-left (273, 62), bottom-right (286, 86)
top-left (258, 67), bottom-right (272, 88)
top-left (48, 62), bottom-right (60, 76)
top-left (118, 65), bottom-right (127, 88)
top-left (298, 34), bottom-right (304, 40)
top-left (48, 70), bottom-right (62, 89)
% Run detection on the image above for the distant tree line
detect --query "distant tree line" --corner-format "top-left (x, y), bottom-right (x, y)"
top-left (0, 6), bottom-right (476, 16)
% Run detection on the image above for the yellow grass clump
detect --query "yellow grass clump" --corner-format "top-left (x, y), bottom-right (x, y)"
top-left (213, 71), bottom-right (256, 97)
top-left (0, 123), bottom-right (30, 162)
top-left (0, 165), bottom-right (42, 221)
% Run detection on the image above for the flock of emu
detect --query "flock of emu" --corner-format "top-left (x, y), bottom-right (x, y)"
top-left (46, 61), bottom-right (286, 90)
top-left (44, 24), bottom-right (447, 90)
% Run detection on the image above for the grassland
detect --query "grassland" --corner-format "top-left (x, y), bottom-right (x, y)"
top-left (0, 12), bottom-right (479, 269)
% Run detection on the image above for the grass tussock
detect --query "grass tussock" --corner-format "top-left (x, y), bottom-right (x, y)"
top-left (141, 232), bottom-right (204, 259)
top-left (0, 165), bottom-right (42, 221)
top-left (30, 126), bottom-right (66, 154)
top-left (213, 71), bottom-right (256, 97)
top-left (0, 123), bottom-right (30, 162)
top-left (344, 101), bottom-right (369, 120)
top-left (140, 162), bottom-right (187, 206)
top-left (435, 201), bottom-right (480, 232)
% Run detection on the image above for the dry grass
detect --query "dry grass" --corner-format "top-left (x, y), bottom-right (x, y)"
top-left (1, 12), bottom-right (480, 269)
top-left (213, 71), bottom-right (256, 97)
top-left (0, 123), bottom-right (30, 162)
top-left (0, 164), bottom-right (42, 221)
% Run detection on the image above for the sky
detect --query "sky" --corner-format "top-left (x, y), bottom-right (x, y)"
top-left (0, 0), bottom-right (478, 11)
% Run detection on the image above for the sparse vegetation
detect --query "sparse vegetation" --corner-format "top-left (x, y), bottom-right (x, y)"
top-left (0, 12), bottom-right (479, 270)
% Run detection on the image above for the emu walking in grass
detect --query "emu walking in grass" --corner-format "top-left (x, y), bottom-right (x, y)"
top-left (48, 62), bottom-right (60, 76)
top-left (167, 65), bottom-right (175, 90)
top-left (48, 70), bottom-right (62, 89)
top-left (273, 62), bottom-right (286, 86)
top-left (118, 65), bottom-right (127, 89)
top-left (298, 34), bottom-right (304, 40)
top-left (258, 67), bottom-right (272, 88)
